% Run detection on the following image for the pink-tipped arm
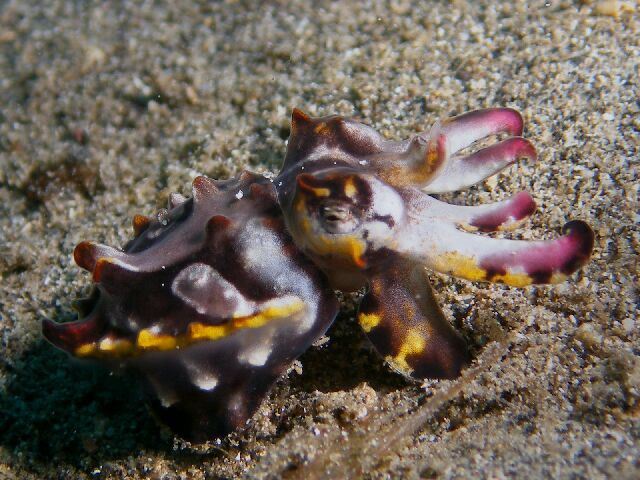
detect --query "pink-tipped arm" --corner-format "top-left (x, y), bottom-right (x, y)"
top-left (416, 191), bottom-right (537, 232)
top-left (424, 137), bottom-right (536, 193)
top-left (433, 108), bottom-right (524, 156)
top-left (400, 219), bottom-right (594, 286)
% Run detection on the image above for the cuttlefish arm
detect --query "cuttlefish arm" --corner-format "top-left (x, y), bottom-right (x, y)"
top-left (359, 257), bottom-right (469, 379)
top-left (369, 108), bottom-right (537, 193)
top-left (398, 191), bottom-right (594, 286)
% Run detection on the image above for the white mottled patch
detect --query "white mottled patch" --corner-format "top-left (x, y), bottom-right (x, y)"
top-left (365, 220), bottom-right (394, 250)
top-left (184, 360), bottom-right (219, 391)
top-left (370, 177), bottom-right (404, 220)
top-left (292, 300), bottom-right (315, 334)
top-left (192, 373), bottom-right (219, 391)
top-left (148, 324), bottom-right (162, 335)
top-left (238, 341), bottom-right (272, 366)
top-left (148, 377), bottom-right (178, 408)
top-left (125, 315), bottom-right (142, 331)
top-left (239, 221), bottom-right (283, 272)
top-left (238, 220), bottom-right (318, 333)
top-left (172, 262), bottom-right (254, 317)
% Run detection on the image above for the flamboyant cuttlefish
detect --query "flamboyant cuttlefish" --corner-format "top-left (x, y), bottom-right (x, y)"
top-left (43, 107), bottom-right (594, 441)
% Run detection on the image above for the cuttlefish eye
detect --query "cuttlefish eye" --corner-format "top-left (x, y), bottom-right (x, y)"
top-left (294, 170), bottom-right (369, 235)
top-left (319, 201), bottom-right (360, 234)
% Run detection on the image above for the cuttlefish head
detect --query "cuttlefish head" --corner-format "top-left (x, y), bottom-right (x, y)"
top-left (286, 167), bottom-right (406, 289)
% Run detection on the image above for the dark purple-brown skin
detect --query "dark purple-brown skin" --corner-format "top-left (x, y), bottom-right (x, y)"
top-left (43, 172), bottom-right (338, 441)
top-left (43, 107), bottom-right (594, 441)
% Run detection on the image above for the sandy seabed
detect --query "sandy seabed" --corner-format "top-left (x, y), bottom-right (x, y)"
top-left (0, 1), bottom-right (638, 478)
